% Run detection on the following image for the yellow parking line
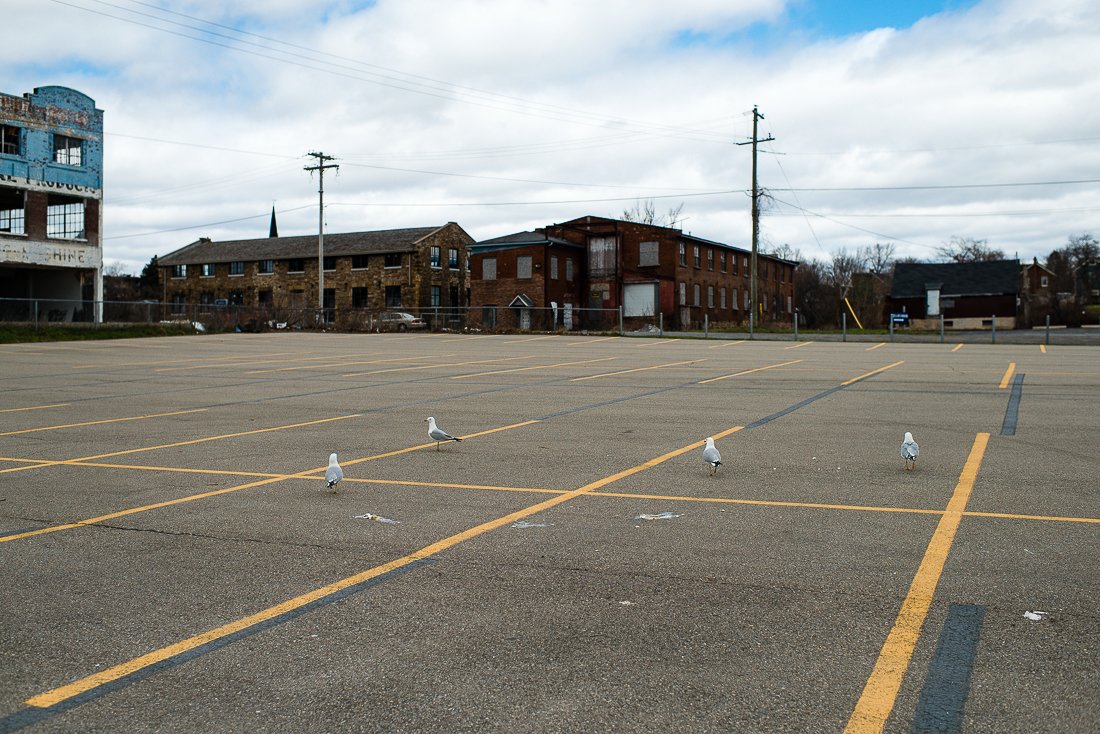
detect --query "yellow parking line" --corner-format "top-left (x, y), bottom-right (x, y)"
top-left (565, 336), bottom-right (620, 346)
top-left (23, 424), bottom-right (744, 709)
top-left (636, 339), bottom-right (673, 347)
top-left (245, 355), bottom-right (443, 375)
top-left (998, 362), bottom-right (1016, 389)
top-left (697, 359), bottom-right (802, 385)
top-left (841, 361), bottom-right (904, 386)
top-left (0, 403), bottom-right (70, 413)
top-left (571, 360), bottom-right (701, 382)
top-left (0, 409), bottom-right (208, 438)
top-left (785, 341), bottom-right (813, 350)
top-left (1039, 344), bottom-right (1047, 353)
top-left (843, 432), bottom-right (989, 734)
top-left (450, 357), bottom-right (615, 379)
top-left (72, 351), bottom-right (298, 370)
top-left (503, 335), bottom-right (560, 344)
top-left (156, 355), bottom-right (338, 373)
top-left (951, 343), bottom-right (964, 352)
top-left (707, 340), bottom-right (745, 349)
top-left (866, 342), bottom-right (886, 351)
top-left (342, 356), bottom-right (530, 378)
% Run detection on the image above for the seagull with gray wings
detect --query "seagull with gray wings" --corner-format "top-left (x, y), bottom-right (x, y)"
top-left (426, 416), bottom-right (463, 450)
top-left (900, 432), bottom-right (919, 471)
top-left (702, 437), bottom-right (722, 476)
top-left (325, 452), bottom-right (343, 492)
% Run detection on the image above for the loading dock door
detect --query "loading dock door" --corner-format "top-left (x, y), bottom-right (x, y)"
top-left (623, 282), bottom-right (657, 317)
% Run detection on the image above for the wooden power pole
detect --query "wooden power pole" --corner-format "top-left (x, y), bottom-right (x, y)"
top-left (305, 151), bottom-right (339, 313)
top-left (735, 106), bottom-right (774, 337)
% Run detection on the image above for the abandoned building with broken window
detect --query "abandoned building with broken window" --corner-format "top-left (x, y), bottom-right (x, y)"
top-left (158, 223), bottom-right (473, 325)
top-left (0, 86), bottom-right (104, 322)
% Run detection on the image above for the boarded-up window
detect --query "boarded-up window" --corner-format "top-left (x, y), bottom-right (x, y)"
top-left (517, 255), bottom-right (532, 279)
top-left (693, 284), bottom-right (700, 306)
top-left (707, 286), bottom-right (714, 308)
top-left (550, 256), bottom-right (559, 280)
top-left (588, 236), bottom-right (616, 275)
top-left (639, 241), bottom-right (659, 267)
top-left (566, 258), bottom-right (574, 282)
top-left (732, 288), bottom-right (738, 309)
top-left (720, 288), bottom-right (726, 310)
top-left (483, 257), bottom-right (497, 281)
top-left (679, 282), bottom-right (686, 306)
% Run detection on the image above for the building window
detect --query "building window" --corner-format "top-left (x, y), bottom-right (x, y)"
top-left (707, 286), bottom-right (714, 308)
top-left (450, 286), bottom-right (459, 306)
top-left (53, 135), bottom-right (83, 166)
top-left (639, 241), bottom-right (659, 267)
top-left (588, 236), bottom-right (615, 276)
top-left (744, 289), bottom-right (750, 310)
top-left (45, 196), bottom-right (84, 239)
top-left (430, 246), bottom-right (441, 269)
top-left (550, 255), bottom-right (559, 280)
top-left (679, 242), bottom-right (686, 267)
top-left (787, 295), bottom-right (793, 313)
top-left (431, 285), bottom-right (441, 307)
top-left (229, 291), bottom-right (244, 305)
top-left (201, 263), bottom-right (215, 277)
top-left (172, 264), bottom-right (187, 279)
top-left (707, 249), bottom-right (714, 271)
top-left (384, 253), bottom-right (402, 268)
top-left (171, 295), bottom-right (185, 313)
top-left (693, 246), bottom-right (701, 268)
top-left (732, 255), bottom-right (739, 276)
top-left (258, 259), bottom-right (274, 274)
top-left (258, 290), bottom-right (273, 306)
top-left (693, 283), bottom-right (700, 306)
top-left (743, 256), bottom-right (749, 272)
top-left (483, 257), bottom-right (497, 281)
top-left (229, 261), bottom-right (244, 276)
top-left (0, 125), bottom-right (21, 156)
top-left (720, 252), bottom-right (727, 272)
top-left (0, 189), bottom-right (25, 234)
top-left (1040, 275), bottom-right (1049, 288)
top-left (517, 255), bottom-right (532, 279)
top-left (352, 254), bottom-right (369, 269)
top-left (323, 256), bottom-right (337, 271)
top-left (720, 287), bottom-right (726, 310)
top-left (465, 254), bottom-right (471, 272)
top-left (385, 285), bottom-right (402, 307)
top-left (287, 259), bottom-right (305, 273)
top-left (566, 258), bottom-right (574, 282)
top-left (352, 287), bottom-right (369, 308)
top-left (448, 248), bottom-right (459, 268)
top-left (678, 282), bottom-right (686, 306)
top-left (732, 288), bottom-right (738, 310)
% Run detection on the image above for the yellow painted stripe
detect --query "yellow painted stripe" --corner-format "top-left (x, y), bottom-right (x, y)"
top-left (345, 477), bottom-right (563, 494)
top-left (339, 420), bottom-right (541, 467)
top-left (843, 432), bottom-right (989, 734)
top-left (155, 354), bottom-right (338, 373)
top-left (951, 343), bottom-right (964, 352)
top-left (571, 360), bottom-right (701, 382)
top-left (503, 335), bottom-right (560, 344)
top-left (963, 510), bottom-right (1100, 524)
top-left (866, 342), bottom-right (886, 351)
top-left (697, 359), bottom-right (802, 385)
top-left (841, 361), bottom-right (904, 386)
top-left (1039, 344), bottom-right (1047, 353)
top-left (707, 340), bottom-right (745, 349)
top-left (784, 341), bottom-right (813, 350)
top-left (72, 350), bottom-right (298, 370)
top-left (450, 357), bottom-right (615, 379)
top-left (342, 356), bottom-right (530, 377)
top-left (0, 409), bottom-right (208, 438)
top-left (245, 355), bottom-right (441, 375)
top-left (998, 362), bottom-right (1016, 389)
top-left (24, 423), bottom-right (745, 709)
top-left (0, 403), bottom-right (70, 413)
top-left (636, 339), bottom-right (673, 347)
top-left (565, 336), bottom-right (620, 346)
top-left (591, 491), bottom-right (944, 516)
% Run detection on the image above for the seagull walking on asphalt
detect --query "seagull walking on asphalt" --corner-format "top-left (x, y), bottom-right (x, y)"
top-left (900, 432), bottom-right (919, 471)
top-left (702, 437), bottom-right (722, 476)
top-left (426, 417), bottom-right (463, 450)
top-left (325, 452), bottom-right (344, 491)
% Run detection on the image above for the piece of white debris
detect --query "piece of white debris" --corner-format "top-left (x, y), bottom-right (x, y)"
top-left (1024, 610), bottom-right (1048, 621)
top-left (634, 512), bottom-right (683, 521)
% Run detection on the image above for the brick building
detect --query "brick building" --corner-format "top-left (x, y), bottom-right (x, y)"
top-left (158, 223), bottom-right (472, 322)
top-left (888, 260), bottom-right (1021, 329)
top-left (469, 215), bottom-right (797, 330)
top-left (1, 86), bottom-right (104, 321)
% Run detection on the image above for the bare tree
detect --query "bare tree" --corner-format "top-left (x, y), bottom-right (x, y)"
top-left (622, 199), bottom-right (685, 227)
top-left (936, 236), bottom-right (1005, 263)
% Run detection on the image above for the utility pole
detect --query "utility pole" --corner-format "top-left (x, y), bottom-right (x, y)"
top-left (735, 106), bottom-right (774, 337)
top-left (304, 151), bottom-right (339, 313)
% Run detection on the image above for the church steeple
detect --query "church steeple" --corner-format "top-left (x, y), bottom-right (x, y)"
top-left (268, 206), bottom-right (279, 238)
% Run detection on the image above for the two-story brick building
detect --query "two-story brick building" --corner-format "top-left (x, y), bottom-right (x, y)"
top-left (469, 215), bottom-right (797, 330)
top-left (1, 86), bottom-right (104, 322)
top-left (158, 223), bottom-right (472, 325)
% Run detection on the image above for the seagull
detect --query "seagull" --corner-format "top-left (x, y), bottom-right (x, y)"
top-left (426, 417), bottom-right (462, 450)
top-left (900, 432), bottom-right (919, 471)
top-left (325, 452), bottom-right (343, 491)
top-left (702, 436), bottom-right (722, 476)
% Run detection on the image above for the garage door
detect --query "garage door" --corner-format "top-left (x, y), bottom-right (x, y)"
top-left (623, 282), bottom-right (657, 317)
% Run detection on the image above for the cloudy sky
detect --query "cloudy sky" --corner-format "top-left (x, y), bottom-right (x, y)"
top-left (6, 0), bottom-right (1099, 272)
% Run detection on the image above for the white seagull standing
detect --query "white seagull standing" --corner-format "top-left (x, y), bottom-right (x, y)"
top-left (702, 437), bottom-right (722, 476)
top-left (900, 432), bottom-right (919, 471)
top-left (426, 417), bottom-right (463, 450)
top-left (325, 452), bottom-right (344, 491)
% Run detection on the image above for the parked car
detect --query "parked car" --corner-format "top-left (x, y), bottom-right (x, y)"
top-left (378, 311), bottom-right (427, 332)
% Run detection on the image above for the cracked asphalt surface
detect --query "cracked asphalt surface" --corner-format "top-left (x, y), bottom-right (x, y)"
top-left (1, 333), bottom-right (1097, 733)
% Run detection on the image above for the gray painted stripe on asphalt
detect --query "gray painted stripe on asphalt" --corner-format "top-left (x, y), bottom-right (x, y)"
top-left (1000, 373), bottom-right (1024, 436)
top-left (911, 603), bottom-right (986, 734)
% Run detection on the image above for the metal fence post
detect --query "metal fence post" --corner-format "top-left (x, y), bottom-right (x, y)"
top-left (1045, 314), bottom-right (1050, 346)
top-left (940, 313), bottom-right (944, 343)
top-left (889, 317), bottom-right (894, 342)
top-left (704, 313), bottom-right (708, 339)
top-left (749, 313), bottom-right (754, 340)
top-left (659, 312), bottom-right (663, 337)
top-left (991, 315), bottom-right (996, 344)
top-left (793, 310), bottom-right (798, 341)
top-left (618, 306), bottom-right (623, 336)
top-left (33, 299), bottom-right (39, 329)
top-left (842, 312), bottom-right (847, 342)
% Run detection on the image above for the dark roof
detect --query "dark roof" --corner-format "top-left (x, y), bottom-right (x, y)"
top-left (891, 260), bottom-right (1021, 299)
top-left (158, 225), bottom-right (453, 265)
top-left (471, 230), bottom-right (582, 252)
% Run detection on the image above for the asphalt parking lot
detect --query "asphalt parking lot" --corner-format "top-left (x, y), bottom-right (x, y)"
top-left (1, 333), bottom-right (1097, 733)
